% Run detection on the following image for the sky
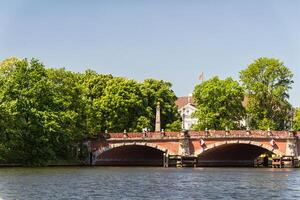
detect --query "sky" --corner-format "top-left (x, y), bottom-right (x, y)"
top-left (0, 0), bottom-right (299, 106)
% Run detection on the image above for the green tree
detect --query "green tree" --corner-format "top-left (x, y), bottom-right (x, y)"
top-left (99, 77), bottom-right (146, 132)
top-left (0, 58), bottom-right (57, 165)
top-left (192, 76), bottom-right (245, 130)
top-left (0, 56), bottom-right (20, 76)
top-left (81, 70), bottom-right (113, 134)
top-left (240, 57), bottom-right (294, 130)
top-left (0, 57), bottom-right (21, 162)
top-left (293, 108), bottom-right (300, 131)
top-left (47, 68), bottom-right (86, 159)
top-left (0, 56), bottom-right (185, 165)
top-left (0, 105), bottom-right (11, 163)
top-left (141, 79), bottom-right (181, 131)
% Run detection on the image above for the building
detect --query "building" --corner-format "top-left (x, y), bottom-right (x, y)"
top-left (175, 96), bottom-right (249, 130)
top-left (175, 96), bottom-right (197, 130)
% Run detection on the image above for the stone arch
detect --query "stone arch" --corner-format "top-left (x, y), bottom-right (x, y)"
top-left (94, 142), bottom-right (171, 160)
top-left (194, 140), bottom-right (283, 157)
top-left (93, 142), bottom-right (169, 166)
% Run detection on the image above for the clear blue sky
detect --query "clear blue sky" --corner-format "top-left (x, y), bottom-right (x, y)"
top-left (0, 0), bottom-right (299, 106)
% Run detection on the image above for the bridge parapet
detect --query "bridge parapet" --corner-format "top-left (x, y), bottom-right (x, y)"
top-left (106, 132), bottom-right (179, 139)
top-left (190, 130), bottom-right (292, 138)
top-left (104, 130), bottom-right (296, 140)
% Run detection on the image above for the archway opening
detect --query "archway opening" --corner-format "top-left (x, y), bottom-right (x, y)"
top-left (95, 145), bottom-right (164, 166)
top-left (198, 143), bottom-right (274, 167)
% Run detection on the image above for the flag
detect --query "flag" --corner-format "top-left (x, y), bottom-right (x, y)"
top-left (199, 72), bottom-right (204, 81)
top-left (200, 139), bottom-right (205, 146)
top-left (270, 139), bottom-right (276, 146)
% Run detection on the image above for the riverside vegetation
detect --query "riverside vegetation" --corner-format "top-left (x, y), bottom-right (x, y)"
top-left (0, 57), bottom-right (299, 166)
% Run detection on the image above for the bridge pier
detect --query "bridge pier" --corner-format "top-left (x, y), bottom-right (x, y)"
top-left (163, 153), bottom-right (168, 167)
top-left (178, 130), bottom-right (190, 156)
top-left (285, 131), bottom-right (298, 157)
top-left (270, 131), bottom-right (299, 168)
top-left (162, 130), bottom-right (197, 167)
top-left (165, 155), bottom-right (197, 167)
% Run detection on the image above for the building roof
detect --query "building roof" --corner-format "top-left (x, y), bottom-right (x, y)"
top-left (176, 96), bottom-right (248, 109)
top-left (175, 96), bottom-right (195, 109)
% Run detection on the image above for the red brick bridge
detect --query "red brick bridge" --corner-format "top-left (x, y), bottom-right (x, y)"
top-left (89, 130), bottom-right (300, 167)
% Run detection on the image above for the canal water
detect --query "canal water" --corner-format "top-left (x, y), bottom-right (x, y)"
top-left (0, 167), bottom-right (300, 199)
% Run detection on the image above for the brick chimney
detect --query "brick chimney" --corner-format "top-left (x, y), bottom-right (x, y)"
top-left (155, 102), bottom-right (161, 132)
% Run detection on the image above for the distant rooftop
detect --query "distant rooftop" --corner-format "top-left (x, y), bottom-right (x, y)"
top-left (175, 96), bottom-right (195, 109)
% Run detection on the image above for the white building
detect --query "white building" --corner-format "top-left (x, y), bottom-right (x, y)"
top-left (175, 96), bottom-right (198, 130)
top-left (176, 96), bottom-right (249, 130)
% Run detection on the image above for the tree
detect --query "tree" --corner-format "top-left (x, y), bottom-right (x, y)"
top-left (0, 104), bottom-right (11, 163)
top-left (0, 56), bottom-right (185, 165)
top-left (47, 68), bottom-right (86, 159)
top-left (141, 79), bottom-right (181, 131)
top-left (99, 77), bottom-right (147, 132)
top-left (0, 56), bottom-right (20, 76)
top-left (81, 70), bottom-right (113, 134)
top-left (192, 76), bottom-right (245, 130)
top-left (0, 57), bottom-right (21, 163)
top-left (0, 58), bottom-right (57, 165)
top-left (293, 108), bottom-right (300, 131)
top-left (240, 57), bottom-right (294, 130)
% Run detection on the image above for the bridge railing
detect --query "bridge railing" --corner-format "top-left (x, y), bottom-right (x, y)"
top-left (106, 132), bottom-right (179, 139)
top-left (189, 130), bottom-right (291, 138)
top-left (105, 130), bottom-right (295, 139)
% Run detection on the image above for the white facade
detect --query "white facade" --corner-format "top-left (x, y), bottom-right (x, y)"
top-left (176, 96), bottom-right (248, 130)
top-left (178, 103), bottom-right (198, 130)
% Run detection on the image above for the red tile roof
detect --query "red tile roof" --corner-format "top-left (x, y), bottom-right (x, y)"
top-left (175, 96), bottom-right (195, 109)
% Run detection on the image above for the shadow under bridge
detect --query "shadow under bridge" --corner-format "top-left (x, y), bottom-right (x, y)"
top-left (95, 145), bottom-right (165, 166)
top-left (198, 143), bottom-right (274, 167)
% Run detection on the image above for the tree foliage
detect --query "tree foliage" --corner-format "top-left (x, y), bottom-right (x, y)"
top-left (141, 79), bottom-right (181, 131)
top-left (192, 76), bottom-right (245, 130)
top-left (81, 70), bottom-right (113, 135)
top-left (0, 57), bottom-right (181, 165)
top-left (99, 77), bottom-right (146, 132)
top-left (0, 58), bottom-right (57, 165)
top-left (240, 57), bottom-right (294, 130)
top-left (293, 108), bottom-right (300, 131)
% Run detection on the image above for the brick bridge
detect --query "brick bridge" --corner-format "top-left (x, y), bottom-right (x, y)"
top-left (89, 130), bottom-right (300, 167)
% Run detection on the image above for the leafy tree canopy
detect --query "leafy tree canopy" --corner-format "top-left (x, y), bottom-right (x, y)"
top-left (141, 79), bottom-right (181, 131)
top-left (192, 76), bottom-right (245, 130)
top-left (0, 57), bottom-right (181, 165)
top-left (293, 108), bottom-right (300, 131)
top-left (240, 57), bottom-right (294, 130)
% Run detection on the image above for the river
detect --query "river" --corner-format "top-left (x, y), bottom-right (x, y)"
top-left (0, 167), bottom-right (300, 199)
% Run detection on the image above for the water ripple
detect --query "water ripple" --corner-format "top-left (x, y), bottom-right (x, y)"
top-left (0, 167), bottom-right (300, 200)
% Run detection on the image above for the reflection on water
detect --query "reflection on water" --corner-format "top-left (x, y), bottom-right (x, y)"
top-left (0, 167), bottom-right (300, 199)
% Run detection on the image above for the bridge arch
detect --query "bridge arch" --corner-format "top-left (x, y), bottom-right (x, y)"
top-left (94, 142), bottom-right (169, 166)
top-left (195, 140), bottom-right (283, 156)
top-left (98, 142), bottom-right (171, 155)
top-left (195, 140), bottom-right (284, 167)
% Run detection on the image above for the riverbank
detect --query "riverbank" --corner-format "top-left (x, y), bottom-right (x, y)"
top-left (0, 159), bottom-right (86, 168)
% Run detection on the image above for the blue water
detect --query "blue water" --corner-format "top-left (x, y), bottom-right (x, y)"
top-left (0, 167), bottom-right (299, 200)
